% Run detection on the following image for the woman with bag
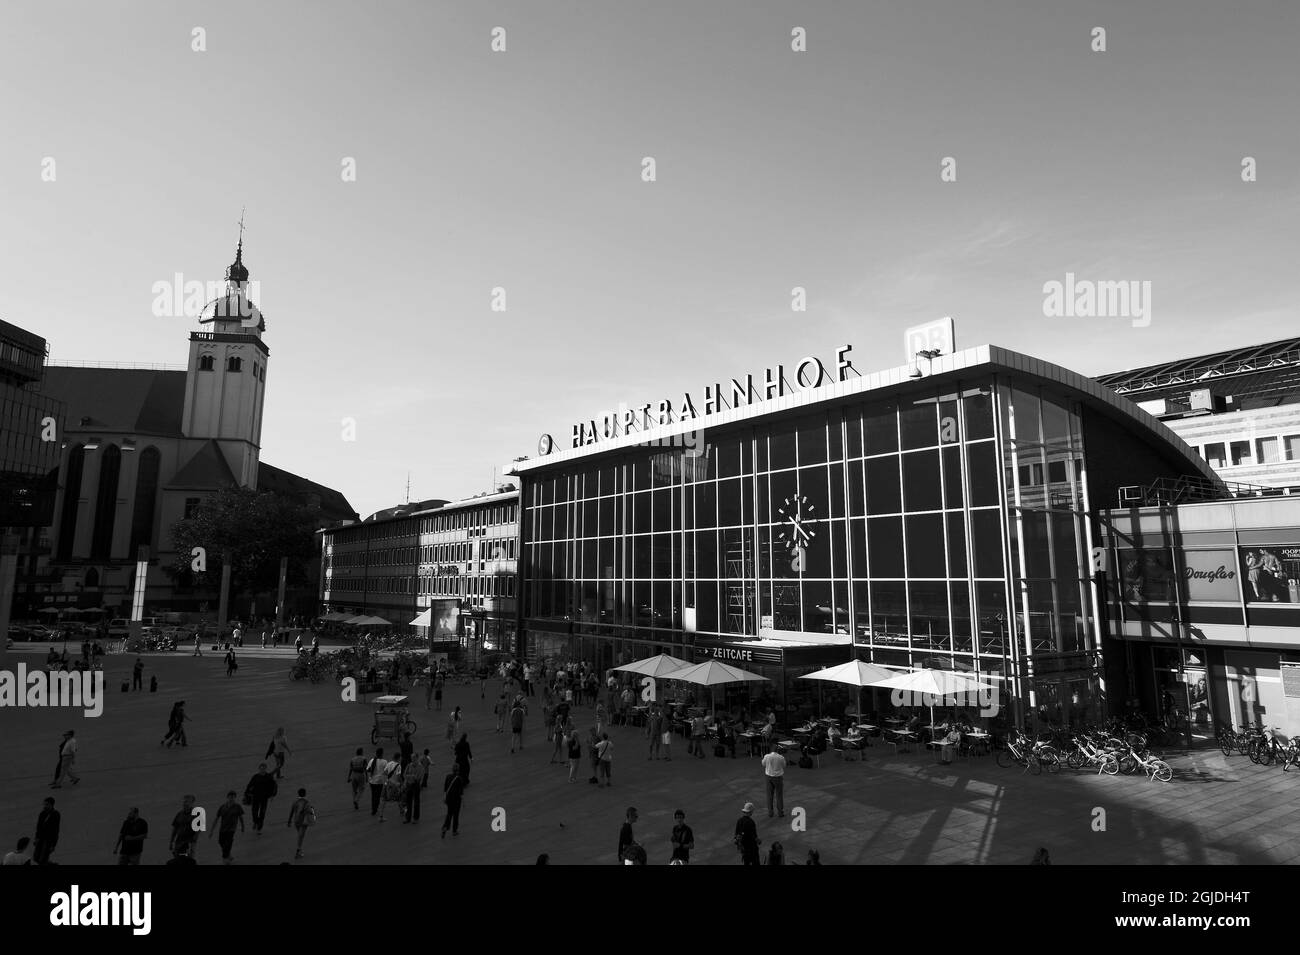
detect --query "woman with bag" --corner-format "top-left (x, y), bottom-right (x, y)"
top-left (378, 757), bottom-right (402, 821)
top-left (447, 706), bottom-right (463, 748)
top-left (346, 747), bottom-right (368, 810)
top-left (270, 728), bottom-right (291, 779)
top-left (286, 788), bottom-right (316, 860)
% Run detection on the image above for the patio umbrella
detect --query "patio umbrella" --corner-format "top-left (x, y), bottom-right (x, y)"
top-left (870, 669), bottom-right (997, 739)
top-left (798, 660), bottom-right (898, 723)
top-left (613, 654), bottom-right (691, 703)
top-left (347, 615), bottom-right (392, 627)
top-left (37, 607), bottom-right (61, 615)
top-left (408, 609), bottom-right (432, 628)
top-left (669, 659), bottom-right (769, 718)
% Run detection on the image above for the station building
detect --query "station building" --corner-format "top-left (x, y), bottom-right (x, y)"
top-left (508, 342), bottom-right (1220, 726)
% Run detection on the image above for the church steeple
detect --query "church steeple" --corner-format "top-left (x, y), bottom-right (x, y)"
top-left (226, 209), bottom-right (250, 289)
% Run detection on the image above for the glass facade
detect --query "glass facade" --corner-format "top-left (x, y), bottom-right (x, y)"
top-left (521, 374), bottom-right (1105, 724)
top-left (0, 371), bottom-right (63, 529)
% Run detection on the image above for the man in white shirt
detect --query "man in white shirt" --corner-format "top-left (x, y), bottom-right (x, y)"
top-left (51, 730), bottom-right (80, 788)
top-left (761, 743), bottom-right (786, 818)
top-left (523, 664), bottom-right (534, 698)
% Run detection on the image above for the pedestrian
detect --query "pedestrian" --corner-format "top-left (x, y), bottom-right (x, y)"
top-left (419, 748), bottom-right (433, 789)
top-left (366, 748), bottom-right (387, 815)
top-left (453, 732), bottom-right (473, 786)
top-left (347, 747), bottom-right (368, 810)
top-left (690, 713), bottom-right (707, 758)
top-left (587, 725), bottom-right (602, 784)
top-left (510, 697), bottom-right (526, 753)
top-left (50, 730), bottom-right (80, 788)
top-left (193, 634), bottom-right (202, 656)
top-left (494, 694), bottom-right (507, 733)
top-left (168, 795), bottom-right (199, 861)
top-left (403, 756), bottom-right (423, 823)
top-left (1031, 847), bottom-right (1052, 866)
top-left (803, 849), bottom-right (822, 865)
top-left (567, 729), bottom-right (582, 782)
top-left (378, 754), bottom-right (402, 821)
top-left (762, 743), bottom-right (786, 818)
top-left (132, 657), bottom-right (144, 691)
top-left (112, 807), bottom-right (148, 866)
top-left (669, 809), bottom-right (696, 864)
top-left (33, 797), bottom-right (60, 865)
top-left (286, 788), bottom-right (315, 860)
top-left (447, 706), bottom-right (464, 747)
top-left (261, 630), bottom-right (267, 648)
top-left (617, 807), bottom-right (638, 864)
top-left (269, 727), bottom-right (292, 779)
top-left (161, 700), bottom-right (190, 747)
top-left (551, 714), bottom-right (568, 763)
top-left (595, 700), bottom-right (608, 735)
top-left (434, 670), bottom-right (445, 711)
top-left (734, 802), bottom-right (760, 866)
top-left (523, 663), bottom-right (534, 698)
top-left (596, 732), bottom-right (614, 787)
top-left (243, 763), bottom-right (278, 834)
top-left (425, 670), bottom-right (435, 710)
top-left (3, 837), bottom-right (34, 866)
top-left (225, 648), bottom-right (238, 677)
top-left (232, 626), bottom-right (242, 648)
top-left (441, 765), bottom-right (466, 838)
top-left (211, 791), bottom-right (246, 864)
top-left (294, 633), bottom-right (303, 654)
top-left (536, 853), bottom-right (549, 865)
top-left (398, 731), bottom-right (414, 771)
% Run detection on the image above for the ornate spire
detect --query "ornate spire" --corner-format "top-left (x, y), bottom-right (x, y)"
top-left (226, 208), bottom-right (249, 287)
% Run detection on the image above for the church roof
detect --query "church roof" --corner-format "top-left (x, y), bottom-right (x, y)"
top-left (259, 461), bottom-right (359, 525)
top-left (41, 367), bottom-right (186, 436)
top-left (169, 439), bottom-right (238, 488)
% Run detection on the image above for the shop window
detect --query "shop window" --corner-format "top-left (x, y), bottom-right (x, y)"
top-left (1203, 442), bottom-right (1226, 468)
top-left (1230, 441), bottom-right (1253, 467)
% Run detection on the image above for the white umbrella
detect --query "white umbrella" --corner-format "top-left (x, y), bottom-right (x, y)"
top-left (409, 609), bottom-right (432, 628)
top-left (613, 654), bottom-right (691, 678)
top-left (871, 668), bottom-right (996, 742)
top-left (799, 659), bottom-right (898, 724)
top-left (669, 659), bottom-right (769, 719)
top-left (347, 615), bottom-right (391, 627)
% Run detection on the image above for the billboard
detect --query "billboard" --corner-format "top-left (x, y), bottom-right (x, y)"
top-left (1180, 549), bottom-right (1240, 602)
top-left (1118, 548), bottom-right (1176, 604)
top-left (1239, 545), bottom-right (1300, 604)
top-left (429, 599), bottom-right (461, 638)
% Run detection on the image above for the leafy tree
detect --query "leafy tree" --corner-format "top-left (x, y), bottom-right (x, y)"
top-left (169, 485), bottom-right (321, 596)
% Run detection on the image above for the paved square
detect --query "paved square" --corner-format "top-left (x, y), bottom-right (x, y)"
top-left (4, 647), bottom-right (1299, 866)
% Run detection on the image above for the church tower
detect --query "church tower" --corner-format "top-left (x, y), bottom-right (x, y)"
top-left (180, 227), bottom-right (269, 488)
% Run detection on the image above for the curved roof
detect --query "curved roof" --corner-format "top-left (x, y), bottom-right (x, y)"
top-left (511, 342), bottom-right (1220, 486)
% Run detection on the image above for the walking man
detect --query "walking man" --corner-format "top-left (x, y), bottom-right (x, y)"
top-left (244, 763), bottom-right (278, 834)
top-left (762, 743), bottom-right (786, 818)
top-left (735, 802), bottom-right (760, 866)
top-left (494, 694), bottom-right (507, 733)
top-left (210, 791), bottom-right (245, 864)
top-left (403, 757), bottom-right (422, 823)
top-left (596, 732), bottom-right (614, 787)
top-left (192, 634), bottom-right (202, 656)
top-left (168, 795), bottom-right (199, 861)
top-left (647, 704), bottom-right (663, 760)
top-left (441, 765), bottom-right (465, 837)
top-left (132, 657), bottom-right (144, 691)
top-left (510, 697), bottom-right (526, 753)
top-left (51, 730), bottom-right (81, 788)
top-left (617, 806), bottom-right (638, 864)
top-left (34, 797), bottom-right (60, 865)
top-left (113, 807), bottom-right (148, 865)
top-left (366, 748), bottom-right (387, 815)
top-left (670, 810), bottom-right (695, 864)
top-left (225, 648), bottom-right (238, 678)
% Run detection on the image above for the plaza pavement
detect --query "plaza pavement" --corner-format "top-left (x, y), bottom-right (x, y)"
top-left (2, 646), bottom-right (1299, 866)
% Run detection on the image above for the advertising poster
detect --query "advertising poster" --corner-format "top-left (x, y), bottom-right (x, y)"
top-left (1180, 548), bottom-right (1240, 602)
top-left (1238, 545), bottom-right (1300, 604)
top-left (1118, 548), bottom-right (1176, 603)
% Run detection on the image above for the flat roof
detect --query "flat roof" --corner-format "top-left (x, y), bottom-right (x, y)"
top-left (508, 343), bottom-right (1219, 486)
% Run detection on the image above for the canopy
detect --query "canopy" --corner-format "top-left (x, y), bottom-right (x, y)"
top-left (345, 615), bottom-right (392, 627)
top-left (871, 669), bottom-right (995, 697)
top-left (320, 612), bottom-right (352, 622)
top-left (669, 659), bottom-right (769, 686)
top-left (613, 654), bottom-right (691, 678)
top-left (408, 609), bottom-right (432, 628)
top-left (798, 660), bottom-right (897, 687)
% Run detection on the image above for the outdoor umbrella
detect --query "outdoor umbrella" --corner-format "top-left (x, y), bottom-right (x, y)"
top-left (346, 615), bottom-right (391, 627)
top-left (668, 659), bottom-right (769, 718)
top-left (870, 668), bottom-right (996, 739)
top-left (408, 609), bottom-right (432, 628)
top-left (798, 659), bottom-right (897, 723)
top-left (613, 654), bottom-right (691, 703)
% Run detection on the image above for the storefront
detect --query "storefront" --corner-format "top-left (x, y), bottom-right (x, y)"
top-left (512, 341), bottom-right (1219, 727)
top-left (1102, 495), bottom-right (1300, 743)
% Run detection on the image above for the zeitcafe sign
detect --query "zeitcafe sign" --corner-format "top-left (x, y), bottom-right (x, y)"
top-left (564, 344), bottom-right (860, 451)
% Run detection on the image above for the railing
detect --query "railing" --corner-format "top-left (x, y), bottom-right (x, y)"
top-left (1115, 474), bottom-right (1285, 507)
top-left (46, 360), bottom-right (187, 371)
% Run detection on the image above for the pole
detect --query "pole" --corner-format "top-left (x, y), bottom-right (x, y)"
top-left (217, 550), bottom-right (232, 640)
top-left (275, 557), bottom-right (288, 632)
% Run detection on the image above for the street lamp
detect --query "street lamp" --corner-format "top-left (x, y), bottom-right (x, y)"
top-left (909, 348), bottom-right (942, 379)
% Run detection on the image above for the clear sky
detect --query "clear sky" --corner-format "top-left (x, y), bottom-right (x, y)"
top-left (3, 0), bottom-right (1297, 521)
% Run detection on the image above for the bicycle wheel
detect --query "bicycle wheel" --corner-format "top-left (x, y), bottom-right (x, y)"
top-left (1027, 754), bottom-right (1042, 775)
top-left (1151, 760), bottom-right (1172, 782)
top-left (370, 727), bottom-right (379, 745)
top-left (1041, 753), bottom-right (1061, 774)
top-left (1260, 745), bottom-right (1277, 767)
top-left (1100, 756), bottom-right (1119, 776)
top-left (1066, 749), bottom-right (1086, 770)
top-left (1247, 740), bottom-right (1263, 764)
top-left (1219, 734), bottom-right (1235, 757)
top-left (404, 720), bottom-right (418, 735)
top-left (1119, 754), bottom-right (1140, 775)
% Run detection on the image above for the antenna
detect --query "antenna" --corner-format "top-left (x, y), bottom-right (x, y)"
top-left (405, 472), bottom-right (411, 505)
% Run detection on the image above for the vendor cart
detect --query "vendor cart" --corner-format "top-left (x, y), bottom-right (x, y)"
top-left (371, 695), bottom-right (417, 744)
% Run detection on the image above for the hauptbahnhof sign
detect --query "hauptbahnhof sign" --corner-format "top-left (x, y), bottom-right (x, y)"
top-left (563, 344), bottom-right (859, 451)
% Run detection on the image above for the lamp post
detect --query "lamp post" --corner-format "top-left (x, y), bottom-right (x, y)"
top-left (909, 348), bottom-right (942, 379)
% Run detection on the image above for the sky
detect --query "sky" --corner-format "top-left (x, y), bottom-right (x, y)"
top-left (2, 0), bottom-right (1297, 521)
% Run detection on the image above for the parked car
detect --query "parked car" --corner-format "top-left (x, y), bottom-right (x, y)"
top-left (23, 624), bottom-right (58, 641)
top-left (107, 618), bottom-right (130, 638)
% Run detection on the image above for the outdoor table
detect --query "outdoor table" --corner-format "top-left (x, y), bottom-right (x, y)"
top-left (777, 740), bottom-right (798, 761)
top-left (885, 729), bottom-right (917, 753)
top-left (884, 718), bottom-right (905, 727)
top-left (854, 724), bottom-right (878, 732)
top-left (964, 731), bottom-right (991, 755)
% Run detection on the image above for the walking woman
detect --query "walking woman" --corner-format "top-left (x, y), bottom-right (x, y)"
top-left (286, 788), bottom-right (316, 860)
top-left (347, 747), bottom-right (368, 810)
top-left (447, 706), bottom-right (464, 749)
top-left (550, 714), bottom-right (568, 764)
top-left (453, 732), bottom-right (473, 787)
top-left (595, 700), bottom-right (608, 736)
top-left (161, 701), bottom-right (190, 748)
top-left (567, 729), bottom-right (582, 782)
top-left (270, 728), bottom-right (292, 779)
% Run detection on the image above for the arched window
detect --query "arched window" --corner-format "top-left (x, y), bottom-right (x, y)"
top-left (129, 447), bottom-right (161, 554)
top-left (56, 445), bottom-right (86, 559)
top-left (198, 355), bottom-right (215, 371)
top-left (90, 445), bottom-right (121, 559)
top-left (227, 356), bottom-right (242, 372)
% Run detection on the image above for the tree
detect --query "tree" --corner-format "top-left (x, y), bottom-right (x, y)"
top-left (169, 485), bottom-right (321, 597)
